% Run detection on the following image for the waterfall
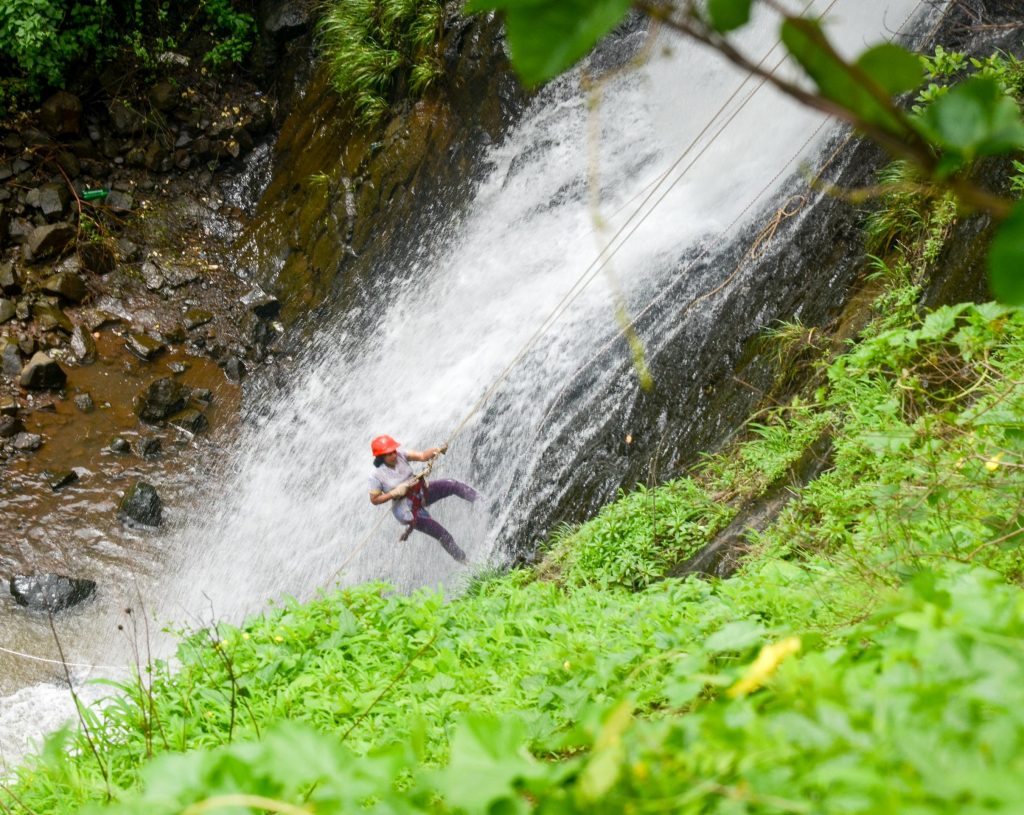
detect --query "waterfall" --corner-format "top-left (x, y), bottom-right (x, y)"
top-left (0, 0), bottom-right (933, 768)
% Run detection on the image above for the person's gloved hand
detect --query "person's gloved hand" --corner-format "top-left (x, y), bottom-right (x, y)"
top-left (437, 443), bottom-right (448, 455)
top-left (391, 480), bottom-right (413, 498)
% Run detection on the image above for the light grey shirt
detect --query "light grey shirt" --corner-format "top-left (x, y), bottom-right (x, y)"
top-left (368, 450), bottom-right (418, 522)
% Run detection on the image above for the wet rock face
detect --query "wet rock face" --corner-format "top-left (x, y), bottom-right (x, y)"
top-left (10, 573), bottom-right (96, 612)
top-left (244, 12), bottom-right (527, 325)
top-left (118, 480), bottom-right (163, 527)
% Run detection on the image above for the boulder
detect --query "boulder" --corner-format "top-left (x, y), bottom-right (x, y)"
top-left (26, 183), bottom-right (68, 218)
top-left (117, 480), bottom-right (163, 527)
top-left (19, 352), bottom-right (67, 390)
top-left (126, 332), bottom-right (165, 360)
top-left (108, 99), bottom-right (145, 135)
top-left (10, 573), bottom-right (96, 612)
top-left (32, 302), bottom-right (73, 333)
top-left (42, 272), bottom-right (88, 303)
top-left (11, 432), bottom-right (43, 451)
top-left (46, 469), bottom-right (79, 490)
top-left (1, 341), bottom-right (22, 376)
top-left (108, 436), bottom-right (130, 454)
top-left (39, 92), bottom-right (83, 137)
top-left (0, 298), bottom-right (14, 324)
top-left (169, 408), bottom-right (208, 434)
top-left (105, 190), bottom-right (134, 211)
top-left (221, 356), bottom-right (246, 383)
top-left (70, 326), bottom-right (98, 363)
top-left (0, 415), bottom-right (24, 437)
top-left (0, 261), bottom-right (18, 293)
top-left (134, 436), bottom-right (161, 459)
top-left (241, 286), bottom-right (281, 320)
top-left (25, 223), bottom-right (75, 260)
top-left (136, 376), bottom-right (190, 422)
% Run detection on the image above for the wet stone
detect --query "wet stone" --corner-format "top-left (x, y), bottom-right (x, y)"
top-left (0, 298), bottom-right (14, 323)
top-left (183, 308), bottom-right (213, 330)
top-left (193, 387), bottom-right (212, 403)
top-left (74, 392), bottom-right (95, 413)
top-left (108, 436), bottom-right (130, 454)
top-left (136, 376), bottom-right (190, 422)
top-left (46, 469), bottom-right (79, 490)
top-left (12, 432), bottom-right (43, 451)
top-left (221, 356), bottom-right (245, 383)
top-left (241, 287), bottom-right (281, 320)
top-left (0, 415), bottom-right (24, 438)
top-left (168, 361), bottom-right (188, 374)
top-left (0, 400), bottom-right (19, 415)
top-left (33, 302), bottom-right (73, 333)
top-left (19, 351), bottom-right (67, 390)
top-left (126, 332), bottom-right (165, 361)
top-left (105, 190), bottom-right (134, 211)
top-left (70, 325), bottom-right (98, 363)
top-left (118, 480), bottom-right (163, 527)
top-left (10, 573), bottom-right (96, 612)
top-left (169, 407), bottom-right (208, 434)
top-left (27, 183), bottom-right (68, 218)
top-left (42, 272), bottom-right (88, 303)
top-left (1, 341), bottom-right (21, 376)
top-left (134, 436), bottom-right (161, 459)
top-left (0, 262), bottom-right (15, 293)
top-left (25, 222), bottom-right (75, 260)
top-left (141, 261), bottom-right (165, 291)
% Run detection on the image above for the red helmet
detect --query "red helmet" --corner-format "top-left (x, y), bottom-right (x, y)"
top-left (371, 435), bottom-right (400, 456)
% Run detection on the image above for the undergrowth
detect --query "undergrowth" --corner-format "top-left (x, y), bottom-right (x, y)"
top-left (6, 43), bottom-right (1024, 812)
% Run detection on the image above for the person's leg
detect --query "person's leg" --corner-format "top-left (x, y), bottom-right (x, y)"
top-left (423, 479), bottom-right (480, 507)
top-left (410, 516), bottom-right (467, 562)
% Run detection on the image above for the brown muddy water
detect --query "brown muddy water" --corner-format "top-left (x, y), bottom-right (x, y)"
top-left (0, 329), bottom-right (239, 695)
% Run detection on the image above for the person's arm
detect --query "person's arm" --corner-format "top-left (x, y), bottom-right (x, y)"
top-left (369, 485), bottom-right (409, 505)
top-left (405, 444), bottom-right (447, 462)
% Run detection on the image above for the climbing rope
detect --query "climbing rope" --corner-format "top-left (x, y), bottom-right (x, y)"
top-left (330, 0), bottom-right (931, 584)
top-left (0, 644), bottom-right (123, 673)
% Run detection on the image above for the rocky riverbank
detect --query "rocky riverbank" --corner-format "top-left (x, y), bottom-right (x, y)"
top-left (0, 14), bottom-right (309, 608)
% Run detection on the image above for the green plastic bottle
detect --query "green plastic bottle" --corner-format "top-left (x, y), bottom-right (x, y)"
top-left (81, 188), bottom-right (109, 201)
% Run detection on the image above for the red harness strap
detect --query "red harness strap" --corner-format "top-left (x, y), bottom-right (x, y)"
top-left (399, 479), bottom-right (428, 541)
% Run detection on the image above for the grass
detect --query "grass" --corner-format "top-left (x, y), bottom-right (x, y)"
top-left (318, 0), bottom-right (444, 126)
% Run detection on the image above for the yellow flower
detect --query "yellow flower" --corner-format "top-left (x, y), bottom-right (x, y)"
top-left (727, 637), bottom-right (801, 699)
top-left (242, 633), bottom-right (250, 640)
top-left (275, 635), bottom-right (284, 643)
top-left (563, 660), bottom-right (572, 671)
top-left (985, 452), bottom-right (1004, 472)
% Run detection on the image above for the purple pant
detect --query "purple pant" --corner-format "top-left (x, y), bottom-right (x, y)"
top-left (406, 479), bottom-right (479, 562)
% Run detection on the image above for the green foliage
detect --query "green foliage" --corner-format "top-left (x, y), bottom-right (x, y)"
top-left (0, 0), bottom-right (256, 113)
top-left (463, 0), bottom-right (630, 87)
top-left (319, 0), bottom-right (444, 126)
top-left (706, 0), bottom-right (752, 33)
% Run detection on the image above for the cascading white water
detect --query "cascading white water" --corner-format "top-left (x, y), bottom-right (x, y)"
top-left (0, 0), bottom-right (931, 768)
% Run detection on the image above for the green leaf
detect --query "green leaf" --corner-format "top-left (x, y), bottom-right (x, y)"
top-left (704, 620), bottom-right (766, 653)
top-left (464, 0), bottom-right (632, 85)
top-left (988, 201), bottom-right (1024, 304)
top-left (915, 76), bottom-right (1024, 160)
top-left (855, 43), bottom-right (923, 95)
top-left (781, 18), bottom-right (907, 135)
top-left (707, 0), bottom-right (752, 33)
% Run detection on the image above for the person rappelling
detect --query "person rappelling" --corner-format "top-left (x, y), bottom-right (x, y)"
top-left (367, 435), bottom-right (480, 563)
